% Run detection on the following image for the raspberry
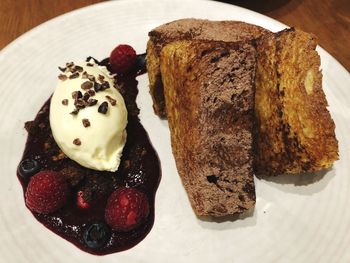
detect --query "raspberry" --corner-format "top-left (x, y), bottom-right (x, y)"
top-left (109, 44), bottom-right (137, 74)
top-left (25, 171), bottom-right (70, 214)
top-left (105, 187), bottom-right (149, 231)
top-left (76, 190), bottom-right (90, 209)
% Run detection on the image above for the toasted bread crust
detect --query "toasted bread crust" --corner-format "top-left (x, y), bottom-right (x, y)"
top-left (254, 28), bottom-right (339, 176)
top-left (147, 18), bottom-right (269, 118)
top-left (161, 40), bottom-right (256, 216)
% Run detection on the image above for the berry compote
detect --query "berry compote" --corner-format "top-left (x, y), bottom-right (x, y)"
top-left (17, 54), bottom-right (161, 255)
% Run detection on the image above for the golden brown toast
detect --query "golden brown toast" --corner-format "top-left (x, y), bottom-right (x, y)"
top-left (147, 18), bottom-right (269, 118)
top-left (254, 28), bottom-right (339, 176)
top-left (160, 39), bottom-right (257, 216)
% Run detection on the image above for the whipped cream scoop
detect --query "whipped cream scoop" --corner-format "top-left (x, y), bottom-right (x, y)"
top-left (49, 60), bottom-right (127, 172)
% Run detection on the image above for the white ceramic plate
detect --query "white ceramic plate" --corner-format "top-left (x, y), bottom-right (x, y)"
top-left (1, 0), bottom-right (349, 262)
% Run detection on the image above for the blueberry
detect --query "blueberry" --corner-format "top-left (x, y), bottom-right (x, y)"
top-left (18, 159), bottom-right (40, 179)
top-left (83, 222), bottom-right (110, 249)
top-left (135, 53), bottom-right (147, 72)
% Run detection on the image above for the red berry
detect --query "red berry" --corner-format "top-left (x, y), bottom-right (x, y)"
top-left (109, 44), bottom-right (137, 74)
top-left (25, 171), bottom-right (70, 214)
top-left (105, 187), bottom-right (149, 231)
top-left (76, 190), bottom-right (90, 209)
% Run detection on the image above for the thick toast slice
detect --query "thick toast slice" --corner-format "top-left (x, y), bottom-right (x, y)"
top-left (254, 28), bottom-right (339, 176)
top-left (147, 18), bottom-right (268, 118)
top-left (160, 40), bottom-right (257, 216)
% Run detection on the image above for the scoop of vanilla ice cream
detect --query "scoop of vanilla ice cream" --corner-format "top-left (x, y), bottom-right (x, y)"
top-left (49, 60), bottom-right (127, 172)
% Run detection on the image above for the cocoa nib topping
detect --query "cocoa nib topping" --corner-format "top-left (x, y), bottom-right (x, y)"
top-left (94, 82), bottom-right (102, 92)
top-left (87, 98), bottom-right (98, 106)
top-left (68, 64), bottom-right (83, 73)
top-left (70, 66), bottom-right (78, 73)
top-left (82, 72), bottom-right (96, 82)
top-left (82, 92), bottom-right (90, 101)
top-left (74, 99), bottom-right (86, 109)
top-left (82, 71), bottom-right (88, 79)
top-left (69, 72), bottom-right (80, 79)
top-left (58, 66), bottom-right (66, 72)
top-left (87, 89), bottom-right (95, 96)
top-left (101, 81), bottom-right (110, 91)
top-left (70, 109), bottom-right (79, 115)
top-left (85, 56), bottom-right (99, 64)
top-left (58, 74), bottom-right (67, 81)
top-left (81, 81), bottom-right (93, 90)
top-left (82, 118), bottom-right (90, 127)
top-left (66, 62), bottom-right (74, 68)
top-left (73, 138), bottom-right (81, 146)
top-left (61, 99), bottom-right (68, 105)
top-left (94, 81), bottom-right (110, 93)
top-left (72, 90), bottom-right (83, 100)
top-left (105, 95), bottom-right (116, 106)
top-left (88, 75), bottom-right (95, 81)
top-left (75, 65), bottom-right (84, 72)
top-left (98, 101), bottom-right (108, 114)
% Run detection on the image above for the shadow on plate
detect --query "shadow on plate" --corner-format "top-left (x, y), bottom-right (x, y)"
top-left (196, 207), bottom-right (257, 230)
top-left (261, 168), bottom-right (330, 186)
top-left (258, 167), bottom-right (337, 195)
top-left (196, 167), bottom-right (336, 227)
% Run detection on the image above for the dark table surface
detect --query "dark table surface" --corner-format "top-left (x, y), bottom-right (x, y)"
top-left (1, 0), bottom-right (349, 71)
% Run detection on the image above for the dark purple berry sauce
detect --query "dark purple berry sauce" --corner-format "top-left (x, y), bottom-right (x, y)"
top-left (17, 56), bottom-right (161, 255)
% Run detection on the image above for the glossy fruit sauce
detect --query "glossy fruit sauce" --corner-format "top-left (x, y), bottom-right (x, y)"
top-left (17, 57), bottom-right (161, 255)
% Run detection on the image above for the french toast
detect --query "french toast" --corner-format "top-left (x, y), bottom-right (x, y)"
top-left (160, 40), bottom-right (257, 216)
top-left (254, 28), bottom-right (339, 176)
top-left (147, 18), bottom-right (269, 118)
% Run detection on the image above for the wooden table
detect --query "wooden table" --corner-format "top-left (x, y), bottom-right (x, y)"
top-left (0, 0), bottom-right (349, 71)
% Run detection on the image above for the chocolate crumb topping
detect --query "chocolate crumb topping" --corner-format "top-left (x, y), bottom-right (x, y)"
top-left (81, 81), bottom-right (93, 90)
top-left (87, 98), bottom-right (98, 106)
top-left (98, 101), bottom-right (108, 114)
top-left (72, 91), bottom-right (83, 100)
top-left (58, 66), bottom-right (66, 72)
top-left (86, 63), bottom-right (93, 67)
top-left (82, 118), bottom-right (91, 127)
top-left (69, 72), bottom-right (79, 79)
top-left (98, 74), bottom-right (105, 82)
top-left (105, 95), bottom-right (116, 106)
top-left (62, 99), bottom-right (68, 105)
top-left (73, 138), bottom-right (81, 146)
top-left (58, 74), bottom-right (67, 81)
